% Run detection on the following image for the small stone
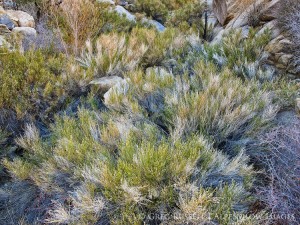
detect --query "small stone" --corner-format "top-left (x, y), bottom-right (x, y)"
top-left (96, 0), bottom-right (115, 4)
top-left (90, 76), bottom-right (123, 93)
top-left (0, 14), bottom-right (14, 30)
top-left (12, 27), bottom-right (37, 38)
top-left (115, 5), bottom-right (136, 22)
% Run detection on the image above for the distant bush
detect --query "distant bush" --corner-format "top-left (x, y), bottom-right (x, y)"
top-left (48, 0), bottom-right (136, 55)
top-left (134, 0), bottom-right (205, 31)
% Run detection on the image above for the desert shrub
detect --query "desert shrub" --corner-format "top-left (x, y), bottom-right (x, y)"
top-left (257, 116), bottom-right (300, 225)
top-left (78, 28), bottom-right (187, 77)
top-left (163, 62), bottom-right (283, 144)
top-left (0, 47), bottom-right (91, 120)
top-left (202, 28), bottom-right (273, 80)
top-left (276, 0), bottom-right (300, 74)
top-left (134, 0), bottom-right (204, 25)
top-left (4, 110), bottom-right (257, 224)
top-left (48, 0), bottom-right (136, 55)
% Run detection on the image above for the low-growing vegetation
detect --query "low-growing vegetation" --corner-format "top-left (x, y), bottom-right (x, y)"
top-left (0, 0), bottom-right (299, 224)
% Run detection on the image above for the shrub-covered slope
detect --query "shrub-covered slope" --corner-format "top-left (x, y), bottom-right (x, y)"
top-left (0, 0), bottom-right (299, 224)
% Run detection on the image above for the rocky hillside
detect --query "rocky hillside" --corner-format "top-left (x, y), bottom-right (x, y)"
top-left (0, 0), bottom-right (299, 224)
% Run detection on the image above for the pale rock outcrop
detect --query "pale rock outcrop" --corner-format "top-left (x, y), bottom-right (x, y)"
top-left (6, 10), bottom-right (35, 28)
top-left (212, 0), bottom-right (228, 26)
top-left (115, 5), bottom-right (136, 22)
top-left (12, 27), bottom-right (37, 38)
top-left (0, 23), bottom-right (10, 34)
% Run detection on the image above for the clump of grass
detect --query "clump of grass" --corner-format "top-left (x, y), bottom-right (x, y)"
top-left (204, 28), bottom-right (273, 80)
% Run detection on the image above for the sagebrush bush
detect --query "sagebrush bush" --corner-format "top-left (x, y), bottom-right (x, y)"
top-left (204, 28), bottom-right (273, 80)
top-left (48, 0), bottom-right (136, 54)
top-left (4, 110), bottom-right (257, 224)
top-left (78, 28), bottom-right (187, 77)
top-left (0, 47), bottom-right (91, 121)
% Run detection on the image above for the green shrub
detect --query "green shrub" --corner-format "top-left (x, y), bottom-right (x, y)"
top-left (5, 111), bottom-right (256, 224)
top-left (203, 28), bottom-right (272, 80)
top-left (0, 47), bottom-right (90, 119)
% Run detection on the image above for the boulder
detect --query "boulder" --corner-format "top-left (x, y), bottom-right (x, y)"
top-left (259, 0), bottom-right (281, 22)
top-left (114, 5), bottom-right (136, 22)
top-left (90, 76), bottom-right (123, 93)
top-left (104, 78), bottom-right (129, 107)
top-left (141, 18), bottom-right (165, 32)
top-left (12, 27), bottom-right (37, 38)
top-left (212, 0), bottom-right (228, 25)
top-left (6, 10), bottom-right (35, 28)
top-left (96, 0), bottom-right (115, 4)
top-left (0, 14), bottom-right (14, 30)
top-left (257, 20), bottom-right (281, 40)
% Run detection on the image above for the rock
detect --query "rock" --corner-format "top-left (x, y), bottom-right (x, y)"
top-left (225, 9), bottom-right (249, 29)
top-left (6, 10), bottom-right (35, 28)
top-left (241, 25), bottom-right (250, 38)
top-left (211, 28), bottom-right (225, 44)
top-left (96, 0), bottom-right (115, 4)
top-left (0, 6), bottom-right (5, 15)
top-left (212, 0), bottom-right (228, 26)
top-left (265, 35), bottom-right (290, 54)
top-left (296, 98), bottom-right (300, 115)
top-left (90, 76), bottom-right (123, 93)
top-left (2, 0), bottom-right (17, 10)
top-left (278, 54), bottom-right (293, 66)
top-left (12, 27), bottom-right (37, 38)
top-left (257, 20), bottom-right (281, 40)
top-left (114, 5), bottom-right (136, 22)
top-left (141, 18), bottom-right (165, 32)
top-left (260, 0), bottom-right (281, 22)
top-left (104, 78), bottom-right (129, 107)
top-left (0, 14), bottom-right (14, 30)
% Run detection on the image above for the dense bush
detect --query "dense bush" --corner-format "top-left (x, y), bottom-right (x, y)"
top-left (0, 47), bottom-right (90, 121)
top-left (48, 0), bottom-right (136, 54)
